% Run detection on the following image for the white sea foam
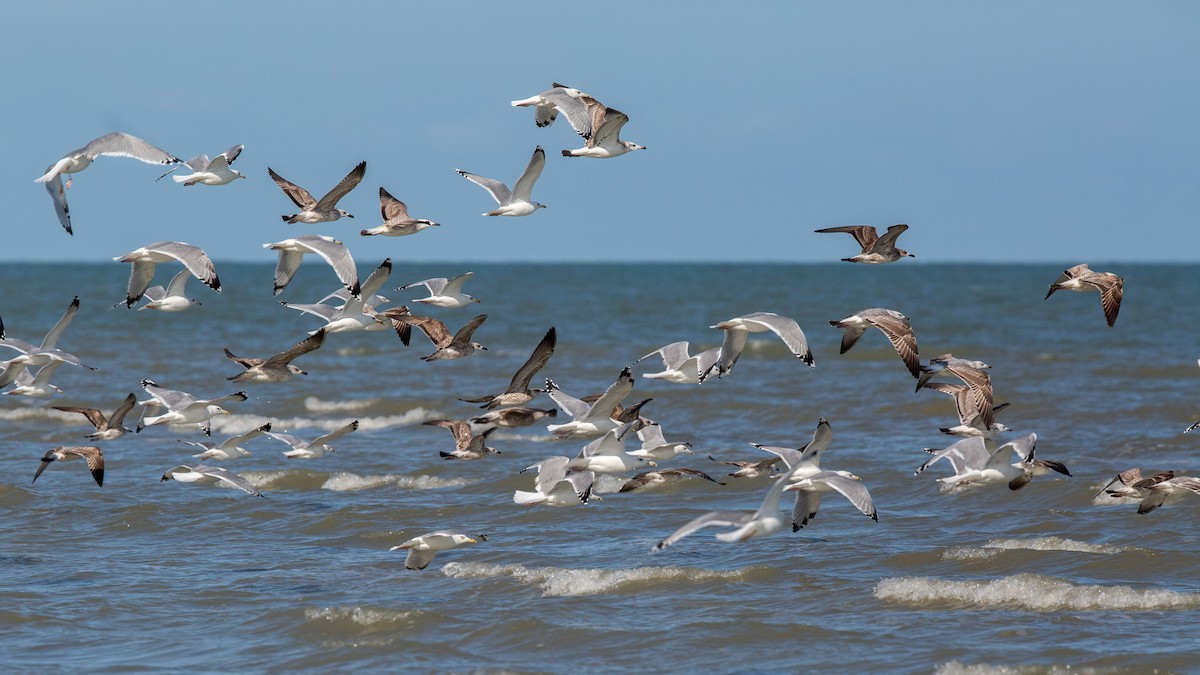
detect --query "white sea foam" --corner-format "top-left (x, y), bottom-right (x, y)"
top-left (942, 537), bottom-right (1123, 560)
top-left (875, 574), bottom-right (1200, 611)
top-left (442, 562), bottom-right (754, 597)
top-left (321, 472), bottom-right (472, 491)
top-left (304, 606), bottom-right (417, 626)
top-left (934, 661), bottom-right (1083, 675)
top-left (304, 396), bottom-right (381, 413)
top-left (591, 474), bottom-right (630, 494)
top-left (0, 407), bottom-right (77, 424)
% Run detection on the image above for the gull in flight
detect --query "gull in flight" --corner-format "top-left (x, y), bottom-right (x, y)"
top-left (815, 224), bottom-right (915, 264)
top-left (33, 446), bottom-right (104, 487)
top-left (264, 234), bottom-right (360, 298)
top-left (390, 532), bottom-right (483, 570)
top-left (280, 259), bottom-right (391, 334)
top-left (0, 296), bottom-right (93, 370)
top-left (456, 146), bottom-right (546, 216)
top-left (512, 83), bottom-right (646, 158)
top-left (136, 379), bottom-right (248, 436)
top-left (635, 341), bottom-right (720, 385)
top-left (178, 423), bottom-right (272, 461)
top-left (619, 468), bottom-right (725, 493)
top-left (627, 422), bottom-right (693, 462)
top-left (265, 420), bottom-right (359, 459)
top-left (421, 419), bottom-right (500, 460)
top-left (707, 454), bottom-right (781, 479)
top-left (161, 464), bottom-right (263, 497)
top-left (651, 462), bottom-right (808, 552)
top-left (269, 161), bottom-right (366, 224)
top-left (159, 144), bottom-right (245, 186)
top-left (544, 367), bottom-right (635, 439)
top-left (460, 326), bottom-right (555, 409)
top-left (36, 131), bottom-right (181, 235)
top-left (1044, 264), bottom-right (1124, 327)
top-left (513, 456), bottom-right (595, 507)
top-left (702, 312), bottom-right (814, 382)
top-left (915, 354), bottom-right (996, 431)
top-left (829, 308), bottom-right (921, 378)
top-left (136, 270), bottom-right (201, 312)
top-left (915, 433), bottom-right (1071, 491)
top-left (511, 83), bottom-right (591, 131)
top-left (470, 406), bottom-right (557, 428)
top-left (113, 240), bottom-right (221, 308)
top-left (360, 187), bottom-right (440, 237)
top-left (396, 271), bottom-right (480, 309)
top-left (53, 392), bottom-right (137, 440)
top-left (384, 310), bottom-right (488, 361)
top-left (920, 381), bottom-right (1011, 438)
top-left (567, 424), bottom-right (656, 474)
top-left (224, 329), bottom-right (326, 383)
top-left (1093, 468), bottom-right (1200, 514)
top-left (4, 360), bottom-right (64, 397)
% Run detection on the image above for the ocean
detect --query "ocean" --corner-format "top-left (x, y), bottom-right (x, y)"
top-left (1, 261), bottom-right (1197, 672)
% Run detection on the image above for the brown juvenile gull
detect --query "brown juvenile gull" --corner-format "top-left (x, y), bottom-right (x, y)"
top-left (920, 381), bottom-right (1011, 439)
top-left (1044, 263), bottom-right (1124, 328)
top-left (829, 308), bottom-right (921, 378)
top-left (707, 454), bottom-right (781, 479)
top-left (461, 326), bottom-right (555, 409)
top-left (619, 468), bottom-right (725, 493)
top-left (384, 311), bottom-right (488, 361)
top-left (113, 240), bottom-right (221, 308)
top-left (269, 161), bottom-right (366, 224)
top-left (470, 406), bottom-right (558, 428)
top-left (455, 146), bottom-right (546, 216)
top-left (814, 224), bottom-right (915, 264)
top-left (702, 312), bottom-right (813, 382)
top-left (915, 353), bottom-right (996, 430)
top-left (224, 329), bottom-right (326, 383)
top-left (422, 419), bottom-right (500, 460)
top-left (33, 446), bottom-right (104, 487)
top-left (360, 187), bottom-right (439, 237)
top-left (54, 392), bottom-right (137, 441)
top-left (390, 532), bottom-right (482, 570)
top-left (35, 131), bottom-right (181, 235)
top-left (161, 464), bottom-right (263, 497)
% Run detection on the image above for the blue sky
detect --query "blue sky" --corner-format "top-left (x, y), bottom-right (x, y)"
top-left (4, 2), bottom-right (1198, 263)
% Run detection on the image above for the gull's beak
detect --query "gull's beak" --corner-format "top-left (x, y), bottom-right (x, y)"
top-left (465, 538), bottom-right (478, 544)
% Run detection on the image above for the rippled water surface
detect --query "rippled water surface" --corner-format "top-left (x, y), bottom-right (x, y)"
top-left (1, 262), bottom-right (1197, 672)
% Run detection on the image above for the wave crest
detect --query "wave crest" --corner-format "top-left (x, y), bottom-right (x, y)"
top-left (942, 536), bottom-right (1123, 560)
top-left (442, 562), bottom-right (756, 597)
top-left (875, 573), bottom-right (1200, 611)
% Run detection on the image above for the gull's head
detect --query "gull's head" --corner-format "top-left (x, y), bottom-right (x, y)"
top-left (455, 535), bottom-right (479, 546)
top-left (899, 248), bottom-right (915, 258)
top-left (622, 141), bottom-right (647, 152)
top-left (338, 209), bottom-right (355, 219)
top-left (675, 444), bottom-right (694, 455)
top-left (235, 171), bottom-right (247, 180)
top-left (472, 342), bottom-right (488, 351)
top-left (535, 202), bottom-right (547, 210)
top-left (288, 365), bottom-right (307, 376)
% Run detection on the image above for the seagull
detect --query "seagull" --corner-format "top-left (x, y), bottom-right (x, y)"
top-left (619, 467), bottom-right (724, 493)
top-left (160, 464), bottom-right (263, 497)
top-left (53, 392), bottom-right (137, 440)
top-left (264, 420), bottom-right (359, 459)
top-left (360, 187), bottom-right (439, 237)
top-left (651, 462), bottom-right (809, 552)
top-left (136, 270), bottom-right (201, 312)
top-left (114, 240), bottom-right (220, 308)
top-left (513, 456), bottom-right (595, 507)
top-left (814, 224), bottom-right (915, 264)
top-left (511, 83), bottom-right (592, 132)
top-left (920, 382), bottom-right (1011, 438)
top-left (627, 422), bottom-right (693, 461)
top-left (915, 354), bottom-right (996, 430)
top-left (1044, 264), bottom-right (1124, 327)
top-left (4, 360), bottom-right (64, 397)
top-left (470, 406), bottom-right (557, 428)
top-left (160, 144), bottom-right (245, 186)
top-left (384, 311), bottom-right (488, 361)
top-left (635, 341), bottom-right (721, 385)
top-left (915, 433), bottom-right (1071, 491)
top-left (390, 532), bottom-right (483, 570)
top-left (460, 326), bottom-right (555, 409)
top-left (1094, 468), bottom-right (1174, 503)
top-left (136, 379), bottom-right (248, 436)
top-left (396, 272), bottom-right (480, 308)
top-left (560, 104), bottom-right (645, 159)
top-left (707, 454), bottom-right (781, 479)
top-left (0, 296), bottom-right (93, 370)
top-left (544, 367), bottom-right (635, 439)
top-left (512, 83), bottom-right (645, 158)
top-left (568, 424), bottom-right (656, 474)
top-left (224, 329), bottom-right (326, 383)
top-left (264, 234), bottom-right (360, 298)
top-left (35, 132), bottom-right (181, 235)
top-left (269, 161), bottom-right (366, 224)
top-left (1094, 469), bottom-right (1200, 514)
top-left (702, 312), bottom-right (814, 382)
top-left (456, 146), bottom-right (546, 216)
top-left (33, 446), bottom-right (104, 487)
top-left (178, 423), bottom-right (272, 461)
top-left (280, 259), bottom-right (391, 334)
top-left (829, 308), bottom-right (921, 378)
top-left (421, 419), bottom-right (500, 460)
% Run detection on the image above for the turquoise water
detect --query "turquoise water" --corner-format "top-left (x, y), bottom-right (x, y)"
top-left (1, 261), bottom-right (1198, 672)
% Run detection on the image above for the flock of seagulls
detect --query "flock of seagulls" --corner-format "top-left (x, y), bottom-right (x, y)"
top-left (10, 81), bottom-right (1194, 575)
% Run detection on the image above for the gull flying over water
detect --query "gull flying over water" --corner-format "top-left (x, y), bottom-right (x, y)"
top-left (360, 187), bottom-right (440, 237)
top-left (161, 464), bottom-right (263, 497)
top-left (627, 422), bottom-right (693, 462)
top-left (829, 308), bottom-right (921, 378)
top-left (470, 406), bottom-right (557, 428)
top-left (707, 454), bottom-right (781, 479)
top-left (422, 419), bottom-right (500, 460)
top-left (160, 144), bottom-right (245, 186)
top-left (702, 312), bottom-right (813, 382)
top-left (265, 420), bottom-right (359, 459)
top-left (1044, 264), bottom-right (1124, 328)
top-left (915, 433), bottom-right (1071, 492)
top-left (114, 241), bottom-right (220, 308)
top-left (384, 310), bottom-right (488, 361)
top-left (53, 392), bottom-right (137, 440)
top-left (635, 341), bottom-right (720, 385)
top-left (33, 446), bottom-right (104, 487)
top-left (136, 379), bottom-right (248, 436)
top-left (544, 367), bottom-right (635, 439)
top-left (281, 259), bottom-right (391, 334)
top-left (567, 424), bottom-right (656, 474)
top-left (620, 468), bottom-right (724, 493)
top-left (815, 224), bottom-right (915, 264)
top-left (396, 271), bottom-right (480, 309)
top-left (179, 423), bottom-right (272, 461)
top-left (224, 329), bottom-right (326, 383)
top-left (461, 326), bottom-right (555, 409)
top-left (456, 146), bottom-right (546, 216)
top-left (920, 381), bottom-right (1011, 438)
top-left (35, 131), bottom-right (181, 235)
top-left (1093, 468), bottom-right (1200, 514)
top-left (4, 360), bottom-right (65, 397)
top-left (136, 269), bottom-right (201, 312)
top-left (390, 532), bottom-right (483, 570)
top-left (513, 456), bottom-right (595, 507)
top-left (915, 353), bottom-right (996, 430)
top-left (264, 234), bottom-right (360, 298)
top-left (269, 161), bottom-right (366, 224)
top-left (0, 296), bottom-right (94, 370)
